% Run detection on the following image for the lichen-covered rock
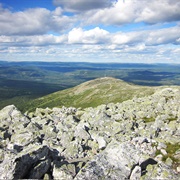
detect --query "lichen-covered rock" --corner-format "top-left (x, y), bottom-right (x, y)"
top-left (75, 139), bottom-right (158, 180)
top-left (0, 145), bottom-right (52, 179)
top-left (0, 87), bottom-right (180, 179)
top-left (53, 162), bottom-right (75, 180)
top-left (130, 165), bottom-right (141, 180)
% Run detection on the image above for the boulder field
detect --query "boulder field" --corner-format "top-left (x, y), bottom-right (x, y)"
top-left (0, 88), bottom-right (180, 179)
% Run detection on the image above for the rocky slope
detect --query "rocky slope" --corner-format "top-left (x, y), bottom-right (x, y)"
top-left (0, 88), bottom-right (180, 179)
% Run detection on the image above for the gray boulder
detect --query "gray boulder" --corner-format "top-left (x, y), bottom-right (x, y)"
top-left (0, 87), bottom-right (180, 179)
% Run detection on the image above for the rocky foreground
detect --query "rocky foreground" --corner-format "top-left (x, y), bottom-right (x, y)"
top-left (0, 88), bottom-right (180, 179)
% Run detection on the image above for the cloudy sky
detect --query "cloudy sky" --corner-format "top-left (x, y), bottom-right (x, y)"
top-left (0, 0), bottom-right (180, 63)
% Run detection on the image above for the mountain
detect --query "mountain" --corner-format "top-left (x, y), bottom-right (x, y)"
top-left (0, 87), bottom-right (180, 179)
top-left (1, 62), bottom-right (180, 112)
top-left (25, 77), bottom-right (156, 112)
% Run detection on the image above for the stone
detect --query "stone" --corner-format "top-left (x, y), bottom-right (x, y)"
top-left (43, 173), bottom-right (52, 180)
top-left (53, 162), bottom-right (74, 180)
top-left (0, 145), bottom-right (51, 179)
top-left (177, 166), bottom-right (180, 173)
top-left (160, 149), bottom-right (167, 155)
top-left (96, 136), bottom-right (106, 150)
top-left (0, 105), bottom-right (16, 121)
top-left (130, 165), bottom-right (141, 180)
top-left (10, 131), bottom-right (34, 146)
top-left (165, 157), bottom-right (173, 166)
top-left (157, 142), bottom-right (167, 150)
top-left (1, 87), bottom-right (180, 179)
top-left (0, 149), bottom-right (4, 162)
top-left (155, 154), bottom-right (163, 162)
top-left (28, 158), bottom-right (51, 179)
top-left (74, 125), bottom-right (90, 141)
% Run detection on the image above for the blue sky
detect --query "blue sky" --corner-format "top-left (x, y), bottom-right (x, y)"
top-left (0, 0), bottom-right (180, 63)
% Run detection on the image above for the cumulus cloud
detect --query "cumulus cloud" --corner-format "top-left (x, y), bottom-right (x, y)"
top-left (111, 32), bottom-right (139, 45)
top-left (0, 26), bottom-right (179, 47)
top-left (0, 0), bottom-right (179, 63)
top-left (0, 0), bottom-right (179, 37)
top-left (136, 0), bottom-right (180, 24)
top-left (111, 26), bottom-right (180, 46)
top-left (68, 27), bottom-right (110, 44)
top-left (0, 5), bottom-right (74, 35)
top-left (145, 27), bottom-right (180, 45)
top-left (53, 0), bottom-right (113, 11)
top-left (84, 0), bottom-right (180, 25)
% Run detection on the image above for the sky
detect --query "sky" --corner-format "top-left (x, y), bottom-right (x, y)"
top-left (0, 0), bottom-right (180, 63)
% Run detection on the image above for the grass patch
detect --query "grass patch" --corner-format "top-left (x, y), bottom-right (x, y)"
top-left (143, 117), bottom-right (155, 123)
top-left (155, 142), bottom-right (180, 170)
top-left (155, 149), bottom-right (161, 157)
top-left (165, 143), bottom-right (180, 162)
top-left (167, 116), bottom-right (177, 122)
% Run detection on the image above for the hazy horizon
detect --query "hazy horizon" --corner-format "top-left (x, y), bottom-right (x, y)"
top-left (1, 60), bottom-right (180, 65)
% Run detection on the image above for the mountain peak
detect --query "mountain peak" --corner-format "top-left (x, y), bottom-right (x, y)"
top-left (25, 77), bottom-right (155, 111)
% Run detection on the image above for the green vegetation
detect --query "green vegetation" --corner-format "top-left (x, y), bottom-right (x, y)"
top-left (143, 117), bottom-right (155, 123)
top-left (155, 149), bottom-right (161, 157)
top-left (163, 143), bottom-right (180, 162)
top-left (1, 61), bottom-right (180, 111)
top-left (155, 142), bottom-right (180, 169)
top-left (167, 116), bottom-right (177, 122)
top-left (25, 77), bottom-right (155, 112)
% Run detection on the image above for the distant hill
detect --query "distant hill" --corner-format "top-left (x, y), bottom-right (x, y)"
top-left (1, 61), bottom-right (180, 111)
top-left (25, 77), bottom-right (157, 112)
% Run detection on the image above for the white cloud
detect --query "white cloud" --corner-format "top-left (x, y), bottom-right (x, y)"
top-left (83, 0), bottom-right (180, 25)
top-left (111, 32), bottom-right (139, 45)
top-left (145, 26), bottom-right (180, 45)
top-left (0, 26), bottom-right (179, 48)
top-left (0, 34), bottom-right (67, 46)
top-left (84, 1), bottom-right (135, 25)
top-left (68, 27), bottom-right (109, 44)
top-left (0, 42), bottom-right (179, 63)
top-left (111, 26), bottom-right (180, 46)
top-left (53, 0), bottom-right (113, 11)
top-left (0, 5), bottom-right (74, 35)
top-left (0, 0), bottom-right (179, 37)
top-left (52, 7), bottom-right (63, 16)
top-left (0, 0), bottom-right (179, 64)
top-left (136, 0), bottom-right (180, 24)
top-left (172, 48), bottom-right (180, 54)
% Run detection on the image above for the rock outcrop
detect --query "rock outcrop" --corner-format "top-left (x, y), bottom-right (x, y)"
top-left (0, 88), bottom-right (180, 179)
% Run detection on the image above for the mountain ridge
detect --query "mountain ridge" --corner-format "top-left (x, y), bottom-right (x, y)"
top-left (25, 77), bottom-right (157, 112)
